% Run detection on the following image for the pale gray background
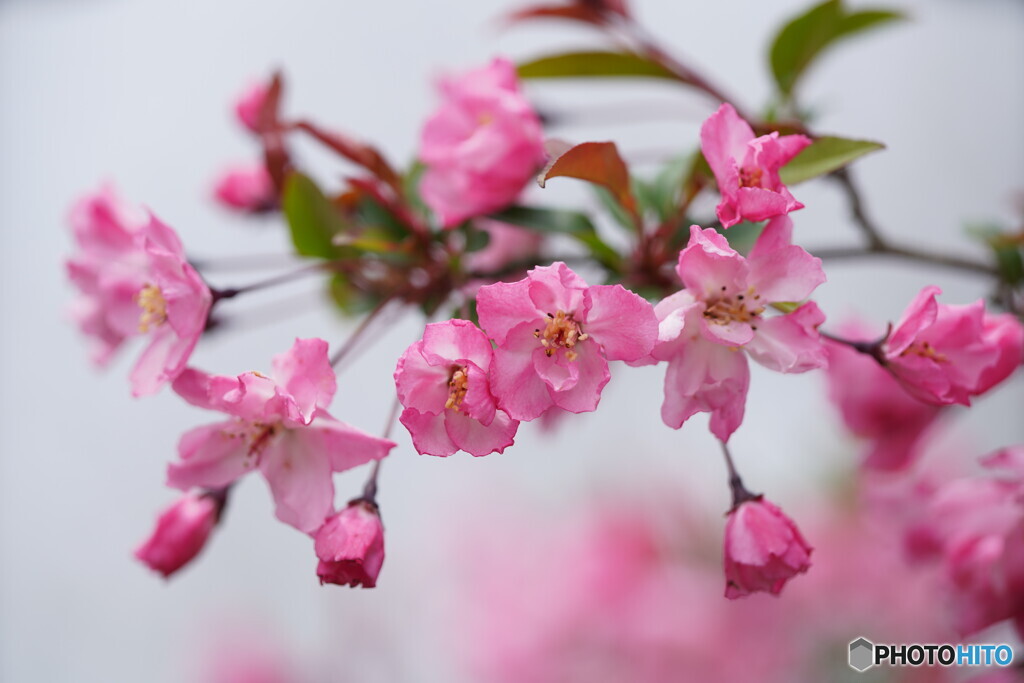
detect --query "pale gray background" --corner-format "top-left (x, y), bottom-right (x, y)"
top-left (1, 0), bottom-right (1022, 681)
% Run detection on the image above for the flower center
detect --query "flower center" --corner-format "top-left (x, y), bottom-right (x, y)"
top-left (533, 310), bottom-right (589, 361)
top-left (445, 366), bottom-right (469, 412)
top-left (136, 284), bottom-right (167, 332)
top-left (900, 340), bottom-right (947, 363)
top-left (704, 287), bottom-right (765, 325)
top-left (738, 167), bottom-right (764, 189)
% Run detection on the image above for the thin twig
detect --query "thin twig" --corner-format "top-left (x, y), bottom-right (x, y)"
top-left (361, 396), bottom-right (402, 503)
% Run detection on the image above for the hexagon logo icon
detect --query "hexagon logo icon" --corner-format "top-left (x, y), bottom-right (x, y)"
top-left (849, 637), bottom-right (875, 672)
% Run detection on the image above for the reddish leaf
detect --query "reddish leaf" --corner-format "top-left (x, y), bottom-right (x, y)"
top-left (506, 0), bottom-right (630, 25)
top-left (293, 120), bottom-right (402, 196)
top-left (538, 141), bottom-right (638, 222)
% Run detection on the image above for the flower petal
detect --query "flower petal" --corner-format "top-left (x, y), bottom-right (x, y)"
top-left (582, 285), bottom-right (658, 361)
top-left (745, 302), bottom-right (826, 373)
top-left (259, 430), bottom-right (335, 533)
top-left (444, 410), bottom-right (519, 456)
top-left (167, 420), bottom-right (255, 490)
top-left (400, 408), bottom-right (458, 457)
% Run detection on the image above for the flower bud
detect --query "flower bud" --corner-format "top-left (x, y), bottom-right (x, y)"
top-left (135, 492), bottom-right (222, 578)
top-left (314, 501), bottom-right (385, 588)
top-left (723, 497), bottom-right (812, 599)
top-left (235, 81), bottom-right (270, 134)
top-left (212, 164), bottom-right (277, 214)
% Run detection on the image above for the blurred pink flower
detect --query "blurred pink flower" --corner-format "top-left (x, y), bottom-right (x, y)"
top-left (700, 103), bottom-right (810, 228)
top-left (168, 338), bottom-right (395, 533)
top-left (212, 163), bottom-right (277, 213)
top-left (723, 497), bottom-right (812, 599)
top-left (477, 261), bottom-right (658, 420)
top-left (466, 219), bottom-right (543, 277)
top-left (652, 217), bottom-right (826, 440)
top-left (395, 319), bottom-right (518, 456)
top-left (315, 500), bottom-right (385, 588)
top-left (135, 492), bottom-right (221, 578)
top-left (883, 286), bottom-right (1023, 406)
top-left (235, 80), bottom-right (270, 133)
top-left (825, 321), bottom-right (942, 470)
top-left (419, 57), bottom-right (546, 227)
top-left (66, 187), bottom-right (213, 395)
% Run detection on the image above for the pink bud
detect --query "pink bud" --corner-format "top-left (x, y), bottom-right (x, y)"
top-left (135, 492), bottom-right (221, 578)
top-left (723, 497), bottom-right (812, 599)
top-left (314, 501), bottom-right (385, 588)
top-left (235, 81), bottom-right (270, 133)
top-left (212, 164), bottom-right (277, 213)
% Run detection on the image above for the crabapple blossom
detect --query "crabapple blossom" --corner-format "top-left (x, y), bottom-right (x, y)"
top-left (824, 321), bottom-right (942, 471)
top-left (395, 319), bottom-right (518, 456)
top-left (168, 338), bottom-right (395, 534)
top-left (66, 188), bottom-right (213, 396)
top-left (466, 219), bottom-right (543, 277)
top-left (882, 286), bottom-right (1024, 406)
top-left (235, 80), bottom-right (270, 133)
top-left (477, 262), bottom-right (658, 421)
top-left (213, 163), bottom-right (277, 213)
top-left (724, 497), bottom-right (812, 599)
top-left (652, 217), bottom-right (826, 441)
top-left (701, 103), bottom-right (810, 228)
top-left (134, 491), bottom-right (223, 578)
top-left (419, 57), bottom-right (546, 227)
top-left (314, 500), bottom-right (385, 588)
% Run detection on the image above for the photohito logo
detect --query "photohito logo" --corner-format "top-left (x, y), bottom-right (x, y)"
top-left (848, 637), bottom-right (1014, 672)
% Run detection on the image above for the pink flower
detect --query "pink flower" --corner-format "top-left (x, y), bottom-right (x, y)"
top-left (212, 163), bottom-right (277, 213)
top-left (700, 103), bottom-right (810, 228)
top-left (466, 219), bottom-right (543, 277)
top-left (882, 286), bottom-right (1024, 406)
top-left (824, 321), bottom-right (942, 471)
top-left (235, 80), bottom-right (270, 133)
top-left (395, 320), bottom-right (519, 456)
top-left (724, 497), bottom-right (812, 599)
top-left (419, 57), bottom-right (546, 228)
top-left (134, 492), bottom-right (223, 578)
top-left (314, 500), bottom-right (385, 588)
top-left (477, 262), bottom-right (658, 421)
top-left (652, 218), bottom-right (826, 441)
top-left (168, 339), bottom-right (395, 533)
top-left (66, 187), bottom-right (213, 395)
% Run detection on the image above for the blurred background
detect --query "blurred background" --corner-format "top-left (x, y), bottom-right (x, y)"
top-left (1, 0), bottom-right (1023, 680)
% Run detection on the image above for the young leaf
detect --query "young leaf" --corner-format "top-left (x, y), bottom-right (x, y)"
top-left (538, 141), bottom-right (639, 223)
top-left (967, 224), bottom-right (1024, 285)
top-left (517, 51), bottom-right (678, 81)
top-left (770, 0), bottom-right (903, 97)
top-left (779, 136), bottom-right (884, 185)
top-left (282, 172), bottom-right (346, 259)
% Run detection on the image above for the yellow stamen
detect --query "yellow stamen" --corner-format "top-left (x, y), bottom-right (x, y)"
top-left (446, 366), bottom-right (469, 412)
top-left (739, 167), bottom-right (764, 189)
top-left (703, 286), bottom-right (764, 325)
top-left (136, 284), bottom-right (167, 333)
top-left (534, 310), bottom-right (588, 361)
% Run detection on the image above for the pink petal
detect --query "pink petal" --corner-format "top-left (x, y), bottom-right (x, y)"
top-left (305, 413), bottom-right (395, 472)
top-left (259, 431), bottom-right (335, 533)
top-left (549, 344), bottom-right (610, 414)
top-left (700, 316), bottom-right (755, 347)
top-left (444, 410), bottom-right (519, 456)
top-left (887, 286), bottom-right (942, 355)
top-left (660, 338), bottom-right (749, 441)
top-left (734, 187), bottom-right (795, 223)
top-left (271, 338), bottom-right (337, 421)
top-left (526, 262), bottom-right (589, 316)
top-left (394, 339), bottom-right (452, 415)
top-left (130, 328), bottom-right (177, 397)
top-left (533, 346), bottom-right (580, 392)
top-left (676, 226), bottom-right (749, 300)
top-left (167, 420), bottom-right (256, 490)
top-left (490, 323), bottom-right (555, 421)
top-left (400, 408), bottom-right (458, 457)
top-left (582, 285), bottom-right (658, 361)
top-left (747, 216), bottom-right (826, 303)
top-left (477, 278), bottom-right (542, 345)
top-left (420, 319), bottom-right (494, 369)
top-left (745, 302), bottom-right (826, 373)
top-left (700, 103), bottom-right (754, 190)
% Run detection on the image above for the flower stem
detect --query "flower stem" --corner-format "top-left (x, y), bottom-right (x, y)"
top-left (210, 263), bottom-right (333, 303)
top-left (361, 397), bottom-right (401, 504)
top-left (719, 441), bottom-right (759, 510)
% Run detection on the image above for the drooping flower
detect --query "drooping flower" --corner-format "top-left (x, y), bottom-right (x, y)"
top-left (235, 80), bottom-right (270, 134)
top-left (314, 500), bottom-right (385, 588)
top-left (824, 321), bottom-right (943, 471)
top-left (134, 491), bottom-right (224, 578)
top-left (700, 103), bottom-right (810, 228)
top-left (477, 262), bottom-right (658, 421)
top-left (66, 187), bottom-right (213, 395)
top-left (882, 286), bottom-right (1023, 406)
top-left (168, 338), bottom-right (395, 534)
top-left (395, 320), bottom-right (519, 456)
top-left (652, 217), bottom-right (826, 441)
top-left (212, 163), bottom-right (277, 213)
top-left (419, 57), bottom-right (546, 228)
top-left (724, 497), bottom-right (812, 599)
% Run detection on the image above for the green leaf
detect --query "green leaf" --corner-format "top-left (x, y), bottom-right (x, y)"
top-left (967, 223), bottom-right (1024, 285)
top-left (464, 226), bottom-right (492, 253)
top-left (716, 221), bottom-right (765, 256)
top-left (770, 0), bottom-right (904, 97)
top-left (282, 172), bottom-right (346, 258)
top-left (488, 205), bottom-right (622, 270)
top-left (779, 136), bottom-right (884, 185)
top-left (328, 272), bottom-right (377, 315)
top-left (517, 51), bottom-right (678, 81)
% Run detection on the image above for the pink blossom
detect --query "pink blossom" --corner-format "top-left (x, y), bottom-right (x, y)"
top-left (66, 187), bottom-right (213, 395)
top-left (168, 339), bottom-right (395, 534)
top-left (135, 492), bottom-right (222, 578)
top-left (314, 500), bottom-right (385, 588)
top-left (477, 262), bottom-right (658, 420)
top-left (883, 286), bottom-right (1024, 406)
top-left (419, 57), bottom-right (546, 228)
top-left (466, 219), bottom-right (543, 277)
top-left (212, 163), bottom-right (277, 213)
top-left (235, 80), bottom-right (270, 133)
top-left (395, 320), bottom-right (519, 456)
top-left (724, 497), bottom-right (812, 599)
top-left (700, 103), bottom-right (810, 228)
top-left (825, 321), bottom-right (942, 470)
top-left (652, 218), bottom-right (826, 441)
